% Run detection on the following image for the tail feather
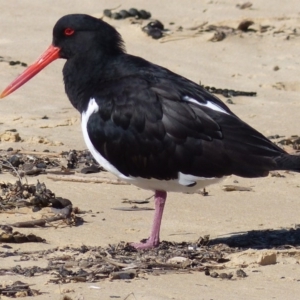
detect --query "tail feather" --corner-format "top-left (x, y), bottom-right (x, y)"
top-left (275, 154), bottom-right (300, 172)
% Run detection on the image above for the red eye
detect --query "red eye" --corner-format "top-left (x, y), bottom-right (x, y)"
top-left (64, 28), bottom-right (75, 36)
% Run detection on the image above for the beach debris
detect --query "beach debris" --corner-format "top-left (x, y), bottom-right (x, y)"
top-left (209, 30), bottom-right (226, 42)
top-left (142, 20), bottom-right (165, 39)
top-left (222, 185), bottom-right (253, 192)
top-left (47, 174), bottom-right (129, 185)
top-left (0, 149), bottom-right (102, 177)
top-left (0, 228), bottom-right (45, 243)
top-left (0, 56), bottom-right (28, 67)
top-left (0, 130), bottom-right (21, 142)
top-left (226, 99), bottom-right (235, 104)
top-left (199, 84), bottom-right (257, 97)
top-left (0, 178), bottom-right (84, 225)
top-left (236, 2), bottom-right (253, 9)
top-left (237, 20), bottom-right (254, 32)
top-left (103, 8), bottom-right (151, 20)
top-left (0, 238), bottom-right (231, 283)
top-left (267, 134), bottom-right (284, 140)
top-left (112, 206), bottom-right (154, 211)
top-left (219, 272), bottom-right (233, 279)
top-left (110, 270), bottom-right (136, 280)
top-left (122, 199), bottom-right (150, 205)
top-left (0, 226), bottom-right (299, 284)
top-left (236, 269), bottom-right (247, 278)
top-left (0, 180), bottom-right (60, 210)
top-left (0, 281), bottom-right (41, 297)
top-left (277, 135), bottom-right (300, 150)
top-left (80, 164), bottom-right (101, 174)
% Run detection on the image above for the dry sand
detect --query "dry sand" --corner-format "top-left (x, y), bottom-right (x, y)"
top-left (1, 1), bottom-right (300, 299)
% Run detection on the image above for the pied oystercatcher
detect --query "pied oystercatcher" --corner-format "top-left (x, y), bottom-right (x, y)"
top-left (1, 14), bottom-right (300, 249)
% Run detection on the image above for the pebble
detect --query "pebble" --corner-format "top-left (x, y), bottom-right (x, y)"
top-left (210, 271), bottom-right (218, 278)
top-left (128, 8), bottom-right (140, 18)
top-left (147, 20), bottom-right (164, 30)
top-left (103, 9), bottom-right (112, 18)
top-left (236, 269), bottom-right (247, 278)
top-left (111, 12), bottom-right (122, 20)
top-left (8, 155), bottom-right (22, 167)
top-left (139, 10), bottom-right (151, 19)
top-left (119, 10), bottom-right (130, 19)
top-left (142, 20), bottom-right (165, 39)
top-left (219, 273), bottom-right (233, 279)
top-left (146, 28), bottom-right (163, 39)
top-left (36, 162), bottom-right (47, 169)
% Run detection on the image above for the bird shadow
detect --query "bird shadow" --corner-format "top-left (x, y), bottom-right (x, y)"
top-left (209, 226), bottom-right (300, 249)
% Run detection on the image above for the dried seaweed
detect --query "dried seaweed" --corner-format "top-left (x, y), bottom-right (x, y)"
top-left (0, 226), bottom-right (299, 286)
top-left (0, 281), bottom-right (41, 297)
top-left (0, 149), bottom-right (103, 177)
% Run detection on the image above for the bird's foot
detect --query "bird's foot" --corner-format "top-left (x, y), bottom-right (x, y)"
top-left (130, 237), bottom-right (159, 250)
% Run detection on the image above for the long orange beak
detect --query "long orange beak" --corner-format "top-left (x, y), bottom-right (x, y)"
top-left (0, 44), bottom-right (60, 98)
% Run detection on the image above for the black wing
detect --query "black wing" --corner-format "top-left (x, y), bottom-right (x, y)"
top-left (86, 67), bottom-right (286, 180)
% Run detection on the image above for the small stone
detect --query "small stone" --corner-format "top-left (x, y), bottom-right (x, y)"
top-left (36, 162), bottom-right (47, 169)
top-left (111, 12), bottom-right (122, 20)
top-left (273, 66), bottom-right (280, 71)
top-left (210, 272), bottom-right (218, 278)
top-left (103, 9), bottom-right (112, 18)
top-left (8, 155), bottom-right (22, 167)
top-left (219, 273), bottom-right (231, 279)
top-left (119, 10), bottom-right (130, 19)
top-left (147, 28), bottom-right (163, 39)
top-left (128, 8), bottom-right (140, 18)
top-left (142, 21), bottom-right (164, 39)
top-left (226, 98), bottom-right (234, 104)
top-left (236, 269), bottom-right (247, 278)
top-left (139, 10), bottom-right (151, 19)
top-left (148, 20), bottom-right (164, 30)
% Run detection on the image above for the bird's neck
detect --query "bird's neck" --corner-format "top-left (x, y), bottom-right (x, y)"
top-left (62, 51), bottom-right (125, 113)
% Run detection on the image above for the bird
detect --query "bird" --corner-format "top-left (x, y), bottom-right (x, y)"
top-left (1, 14), bottom-right (300, 249)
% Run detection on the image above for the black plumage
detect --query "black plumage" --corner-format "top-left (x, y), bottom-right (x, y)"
top-left (2, 14), bottom-right (300, 249)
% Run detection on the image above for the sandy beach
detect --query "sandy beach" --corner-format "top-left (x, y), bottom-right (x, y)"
top-left (1, 1), bottom-right (300, 299)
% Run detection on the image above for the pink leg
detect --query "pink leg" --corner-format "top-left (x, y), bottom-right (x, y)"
top-left (131, 190), bottom-right (167, 250)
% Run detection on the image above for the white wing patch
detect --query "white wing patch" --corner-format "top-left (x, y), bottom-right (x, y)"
top-left (81, 98), bottom-right (131, 180)
top-left (183, 96), bottom-right (229, 115)
top-left (81, 98), bottom-right (223, 193)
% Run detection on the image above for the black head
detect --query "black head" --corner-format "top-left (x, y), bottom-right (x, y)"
top-left (0, 14), bottom-right (126, 99)
top-left (52, 14), bottom-right (125, 59)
